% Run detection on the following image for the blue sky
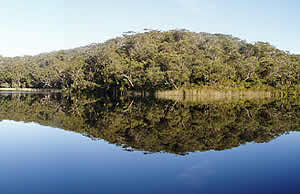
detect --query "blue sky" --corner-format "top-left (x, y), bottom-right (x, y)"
top-left (0, 0), bottom-right (299, 57)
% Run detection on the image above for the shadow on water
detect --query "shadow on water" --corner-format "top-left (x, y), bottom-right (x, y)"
top-left (0, 91), bottom-right (299, 155)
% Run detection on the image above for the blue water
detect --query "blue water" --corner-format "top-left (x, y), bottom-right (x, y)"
top-left (1, 120), bottom-right (299, 194)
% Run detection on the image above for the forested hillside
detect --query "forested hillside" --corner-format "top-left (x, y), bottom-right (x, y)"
top-left (1, 30), bottom-right (299, 91)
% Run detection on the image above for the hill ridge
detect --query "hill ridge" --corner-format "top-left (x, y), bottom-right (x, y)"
top-left (0, 30), bottom-right (299, 91)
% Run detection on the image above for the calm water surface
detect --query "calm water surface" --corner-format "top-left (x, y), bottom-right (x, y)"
top-left (0, 92), bottom-right (299, 194)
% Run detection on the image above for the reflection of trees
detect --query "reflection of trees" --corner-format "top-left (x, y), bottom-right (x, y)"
top-left (0, 93), bottom-right (299, 155)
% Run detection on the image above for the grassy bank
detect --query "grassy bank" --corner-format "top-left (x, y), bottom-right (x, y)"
top-left (155, 88), bottom-right (283, 104)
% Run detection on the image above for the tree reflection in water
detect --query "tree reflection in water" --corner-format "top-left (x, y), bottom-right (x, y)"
top-left (0, 92), bottom-right (299, 155)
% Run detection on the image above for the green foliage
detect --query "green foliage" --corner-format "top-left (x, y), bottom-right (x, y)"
top-left (0, 30), bottom-right (299, 91)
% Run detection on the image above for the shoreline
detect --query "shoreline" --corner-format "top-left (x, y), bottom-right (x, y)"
top-left (0, 88), bottom-right (61, 92)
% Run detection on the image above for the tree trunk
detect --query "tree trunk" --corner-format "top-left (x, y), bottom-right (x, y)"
top-left (122, 74), bottom-right (134, 88)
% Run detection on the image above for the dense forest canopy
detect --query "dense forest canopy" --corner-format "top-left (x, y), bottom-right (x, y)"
top-left (0, 93), bottom-right (299, 155)
top-left (0, 30), bottom-right (299, 91)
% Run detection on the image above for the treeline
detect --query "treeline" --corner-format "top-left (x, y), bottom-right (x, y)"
top-left (0, 93), bottom-right (299, 154)
top-left (1, 30), bottom-right (300, 91)
top-left (0, 47), bottom-right (97, 90)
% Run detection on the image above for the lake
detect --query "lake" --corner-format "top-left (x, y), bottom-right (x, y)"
top-left (0, 92), bottom-right (299, 194)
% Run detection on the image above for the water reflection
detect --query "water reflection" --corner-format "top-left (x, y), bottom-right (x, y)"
top-left (0, 92), bottom-right (299, 155)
